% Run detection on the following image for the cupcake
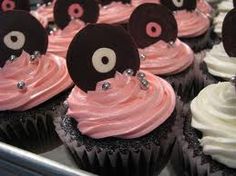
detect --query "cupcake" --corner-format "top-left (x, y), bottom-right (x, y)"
top-left (213, 0), bottom-right (234, 37)
top-left (200, 8), bottom-right (236, 84)
top-left (128, 3), bottom-right (195, 102)
top-left (160, 0), bottom-right (215, 52)
top-left (54, 23), bottom-right (182, 176)
top-left (97, 0), bottom-right (135, 29)
top-left (47, 0), bottom-right (99, 58)
top-left (0, 10), bottom-right (72, 152)
top-left (171, 79), bottom-right (236, 176)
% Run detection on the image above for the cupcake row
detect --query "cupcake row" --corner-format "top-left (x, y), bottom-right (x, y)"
top-left (0, 0), bottom-right (235, 176)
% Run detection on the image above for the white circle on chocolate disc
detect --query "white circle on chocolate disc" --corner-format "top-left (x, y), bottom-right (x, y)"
top-left (92, 48), bottom-right (116, 73)
top-left (172, 0), bottom-right (184, 7)
top-left (3, 31), bottom-right (26, 50)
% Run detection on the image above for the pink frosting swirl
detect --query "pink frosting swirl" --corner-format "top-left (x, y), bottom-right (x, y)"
top-left (48, 20), bottom-right (85, 58)
top-left (34, 0), bottom-right (55, 22)
top-left (98, 2), bottom-right (135, 24)
top-left (0, 51), bottom-right (72, 111)
top-left (131, 0), bottom-right (159, 7)
top-left (67, 71), bottom-right (176, 139)
top-left (197, 0), bottom-right (212, 16)
top-left (175, 10), bottom-right (210, 37)
top-left (139, 39), bottom-right (194, 75)
top-left (30, 11), bottom-right (49, 28)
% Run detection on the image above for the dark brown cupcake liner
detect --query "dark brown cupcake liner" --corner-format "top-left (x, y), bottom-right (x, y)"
top-left (0, 89), bottom-right (71, 153)
top-left (54, 98), bottom-right (183, 176)
top-left (179, 26), bottom-right (220, 53)
top-left (161, 63), bottom-right (196, 103)
top-left (170, 103), bottom-right (236, 176)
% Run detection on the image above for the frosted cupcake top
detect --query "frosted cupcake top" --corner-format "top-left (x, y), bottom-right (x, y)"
top-left (0, 10), bottom-right (72, 111)
top-left (191, 81), bottom-right (236, 169)
top-left (128, 3), bottom-right (194, 75)
top-left (66, 24), bottom-right (176, 139)
top-left (160, 0), bottom-right (210, 38)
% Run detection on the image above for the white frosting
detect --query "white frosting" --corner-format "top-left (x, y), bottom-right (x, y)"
top-left (213, 12), bottom-right (227, 36)
top-left (191, 82), bottom-right (236, 169)
top-left (204, 43), bottom-right (236, 80)
top-left (217, 0), bottom-right (234, 12)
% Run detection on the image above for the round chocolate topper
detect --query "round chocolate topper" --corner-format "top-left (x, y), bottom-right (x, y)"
top-left (97, 0), bottom-right (130, 6)
top-left (234, 0), bottom-right (236, 7)
top-left (160, 0), bottom-right (196, 11)
top-left (0, 10), bottom-right (48, 67)
top-left (54, 0), bottom-right (99, 29)
top-left (0, 0), bottom-right (29, 12)
top-left (67, 24), bottom-right (140, 92)
top-left (128, 3), bottom-right (177, 49)
top-left (222, 8), bottom-right (236, 57)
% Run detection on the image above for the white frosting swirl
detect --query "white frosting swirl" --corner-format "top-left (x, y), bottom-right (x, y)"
top-left (204, 43), bottom-right (236, 80)
top-left (191, 82), bottom-right (236, 169)
top-left (213, 12), bottom-right (227, 36)
top-left (217, 0), bottom-right (234, 12)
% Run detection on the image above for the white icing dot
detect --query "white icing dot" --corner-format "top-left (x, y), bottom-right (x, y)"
top-left (92, 48), bottom-right (116, 73)
top-left (3, 31), bottom-right (25, 50)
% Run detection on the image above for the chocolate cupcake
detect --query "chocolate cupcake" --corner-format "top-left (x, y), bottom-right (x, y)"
top-left (54, 23), bottom-right (183, 176)
top-left (128, 3), bottom-right (195, 102)
top-left (160, 0), bottom-right (218, 52)
top-left (47, 0), bottom-right (99, 59)
top-left (171, 79), bottom-right (236, 176)
top-left (0, 10), bottom-right (72, 152)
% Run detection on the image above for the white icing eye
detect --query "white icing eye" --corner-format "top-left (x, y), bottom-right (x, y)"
top-left (92, 48), bottom-right (116, 73)
top-left (172, 0), bottom-right (184, 7)
top-left (3, 31), bottom-right (26, 50)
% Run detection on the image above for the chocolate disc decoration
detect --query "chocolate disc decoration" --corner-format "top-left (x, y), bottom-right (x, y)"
top-left (0, 10), bottom-right (48, 67)
top-left (222, 8), bottom-right (236, 57)
top-left (67, 24), bottom-right (140, 92)
top-left (160, 0), bottom-right (196, 11)
top-left (54, 0), bottom-right (99, 29)
top-left (234, 0), bottom-right (236, 7)
top-left (128, 3), bottom-right (177, 48)
top-left (0, 0), bottom-right (29, 12)
top-left (97, 0), bottom-right (130, 6)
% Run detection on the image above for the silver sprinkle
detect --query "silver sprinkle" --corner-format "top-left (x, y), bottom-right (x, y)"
top-left (17, 81), bottom-right (26, 90)
top-left (47, 2), bottom-right (52, 6)
top-left (140, 79), bottom-right (149, 90)
top-left (168, 41), bottom-right (174, 48)
top-left (9, 55), bottom-right (17, 62)
top-left (30, 51), bottom-right (41, 62)
top-left (230, 75), bottom-right (236, 87)
top-left (137, 72), bottom-right (146, 80)
top-left (102, 82), bottom-right (111, 91)
top-left (140, 54), bottom-right (146, 61)
top-left (124, 69), bottom-right (134, 76)
top-left (36, 3), bottom-right (41, 7)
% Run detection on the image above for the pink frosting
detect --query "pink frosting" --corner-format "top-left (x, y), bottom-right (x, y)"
top-left (175, 10), bottom-right (210, 38)
top-left (34, 0), bottom-right (56, 22)
top-left (0, 51), bottom-right (72, 111)
top-left (98, 2), bottom-right (135, 24)
top-left (139, 39), bottom-right (194, 75)
top-left (48, 20), bottom-right (85, 58)
top-left (31, 11), bottom-right (49, 28)
top-left (197, 0), bottom-right (212, 16)
top-left (67, 71), bottom-right (176, 139)
top-left (131, 0), bottom-right (159, 7)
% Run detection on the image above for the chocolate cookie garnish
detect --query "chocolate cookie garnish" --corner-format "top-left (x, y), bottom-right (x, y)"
top-left (97, 0), bottom-right (130, 6)
top-left (0, 10), bottom-right (48, 67)
top-left (54, 0), bottom-right (99, 29)
top-left (222, 8), bottom-right (236, 57)
top-left (67, 24), bottom-right (140, 92)
top-left (128, 3), bottom-right (177, 48)
top-left (0, 0), bottom-right (29, 12)
top-left (160, 0), bottom-right (196, 11)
